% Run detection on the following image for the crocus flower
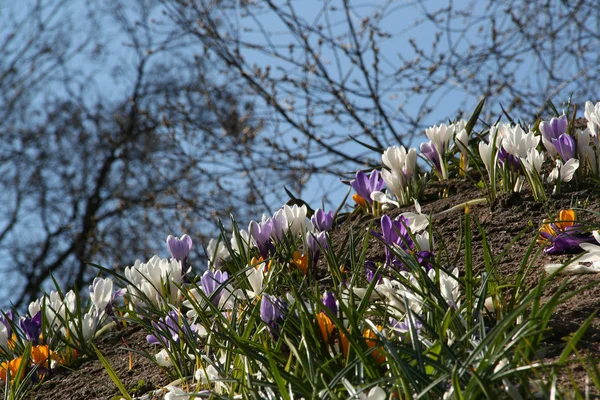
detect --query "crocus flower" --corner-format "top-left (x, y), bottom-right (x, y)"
top-left (497, 147), bottom-right (520, 171)
top-left (166, 234), bottom-right (193, 264)
top-left (379, 215), bottom-right (413, 268)
top-left (419, 141), bottom-right (441, 175)
top-left (548, 158), bottom-right (579, 183)
top-left (147, 310), bottom-right (195, 348)
top-left (311, 209), bottom-right (334, 232)
top-left (540, 115), bottom-right (568, 158)
top-left (206, 238), bottom-right (230, 269)
top-left (585, 101), bottom-right (600, 137)
top-left (552, 133), bottom-right (576, 161)
top-left (282, 204), bottom-right (310, 236)
top-left (363, 325), bottom-right (386, 365)
top-left (350, 170), bottom-right (384, 205)
top-left (576, 128), bottom-right (597, 175)
top-left (89, 277), bottom-right (113, 313)
top-left (270, 208), bottom-right (289, 241)
top-left (382, 145), bottom-right (417, 180)
top-left (291, 251), bottom-right (309, 275)
top-left (200, 270), bottom-right (229, 306)
top-left (389, 316), bottom-right (423, 343)
top-left (425, 123), bottom-right (454, 154)
top-left (249, 217), bottom-right (273, 258)
top-left (501, 124), bottom-right (539, 159)
top-left (364, 260), bottom-right (381, 284)
top-left (260, 294), bottom-right (287, 338)
top-left (538, 209), bottom-right (595, 254)
top-left (307, 231), bottom-right (327, 268)
top-left (322, 291), bottom-right (337, 317)
top-left (20, 312), bottom-right (42, 345)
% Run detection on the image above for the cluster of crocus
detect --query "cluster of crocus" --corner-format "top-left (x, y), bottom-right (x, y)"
top-left (537, 209), bottom-right (595, 255)
top-left (379, 146), bottom-right (417, 206)
top-left (124, 254), bottom-right (184, 308)
top-left (420, 120), bottom-right (467, 180)
top-left (378, 215), bottom-right (433, 271)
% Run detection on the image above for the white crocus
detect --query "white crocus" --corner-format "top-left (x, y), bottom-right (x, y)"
top-left (370, 190), bottom-right (399, 210)
top-left (91, 277), bottom-right (113, 313)
top-left (206, 238), bottom-right (230, 270)
top-left (124, 256), bottom-right (183, 307)
top-left (29, 298), bottom-right (43, 319)
top-left (382, 145), bottom-right (416, 179)
top-left (414, 231), bottom-right (433, 252)
top-left (501, 124), bottom-right (539, 158)
top-left (230, 229), bottom-right (251, 254)
top-left (520, 148), bottom-right (544, 175)
top-left (155, 348), bottom-right (173, 367)
top-left (380, 169), bottom-right (407, 204)
top-left (282, 204), bottom-right (309, 236)
top-left (585, 101), bottom-right (600, 137)
top-left (164, 386), bottom-right (191, 400)
top-left (357, 386), bottom-right (386, 400)
top-left (548, 158), bottom-right (579, 183)
top-left (430, 267), bottom-right (460, 309)
top-left (0, 323), bottom-right (8, 350)
top-left (455, 127), bottom-right (470, 174)
top-left (399, 199), bottom-right (429, 232)
top-left (425, 123), bottom-right (455, 154)
top-left (243, 259), bottom-right (269, 299)
top-left (576, 128), bottom-right (597, 175)
top-left (78, 308), bottom-right (99, 342)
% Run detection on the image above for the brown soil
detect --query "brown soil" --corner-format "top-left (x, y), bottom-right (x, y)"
top-left (30, 324), bottom-right (169, 400)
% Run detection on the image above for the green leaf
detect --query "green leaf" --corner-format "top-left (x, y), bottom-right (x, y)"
top-left (349, 135), bottom-right (385, 153)
top-left (465, 97), bottom-right (485, 135)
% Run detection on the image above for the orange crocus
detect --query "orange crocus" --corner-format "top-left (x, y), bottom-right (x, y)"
top-left (250, 256), bottom-right (273, 273)
top-left (538, 209), bottom-right (576, 242)
top-left (291, 251), bottom-right (308, 275)
top-left (339, 330), bottom-right (350, 359)
top-left (363, 326), bottom-right (387, 365)
top-left (316, 312), bottom-right (335, 344)
top-left (352, 194), bottom-right (368, 208)
top-left (0, 357), bottom-right (23, 382)
top-left (31, 345), bottom-right (51, 369)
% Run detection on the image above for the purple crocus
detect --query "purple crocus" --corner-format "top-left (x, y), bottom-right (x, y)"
top-left (364, 260), bottom-right (381, 284)
top-left (390, 316), bottom-right (423, 343)
top-left (322, 291), bottom-right (337, 317)
top-left (167, 234), bottom-right (193, 264)
top-left (539, 228), bottom-right (596, 255)
top-left (498, 147), bottom-right (520, 171)
top-left (350, 170), bottom-right (384, 205)
top-left (552, 133), bottom-right (576, 161)
top-left (420, 141), bottom-right (441, 175)
top-left (260, 294), bottom-right (287, 339)
top-left (311, 209), bottom-right (334, 232)
top-left (307, 231), bottom-right (328, 267)
top-left (147, 310), bottom-right (195, 348)
top-left (20, 311), bottom-right (42, 345)
top-left (250, 219), bottom-right (274, 258)
top-left (200, 270), bottom-right (229, 306)
top-left (380, 215), bottom-right (413, 268)
top-left (540, 115), bottom-right (568, 141)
